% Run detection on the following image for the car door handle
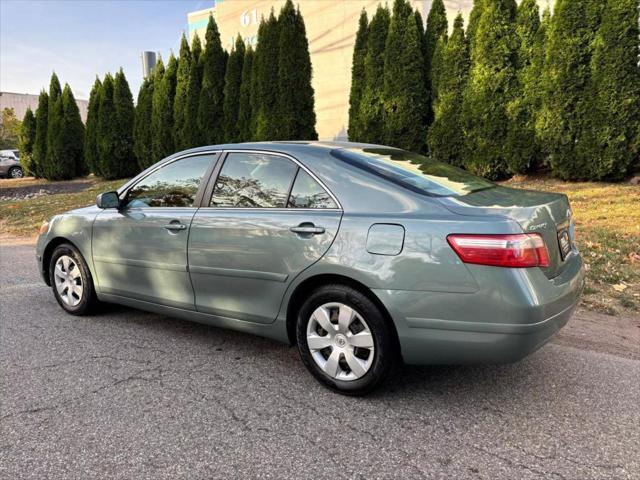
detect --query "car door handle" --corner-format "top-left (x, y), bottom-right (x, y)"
top-left (164, 223), bottom-right (187, 231)
top-left (290, 225), bottom-right (325, 235)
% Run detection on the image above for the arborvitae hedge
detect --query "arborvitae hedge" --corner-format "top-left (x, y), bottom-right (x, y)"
top-left (153, 56), bottom-right (177, 161)
top-left (85, 78), bottom-right (102, 175)
top-left (461, 0), bottom-right (518, 180)
top-left (61, 85), bottom-right (86, 177)
top-left (183, 35), bottom-right (204, 148)
top-left (198, 16), bottom-right (226, 145)
top-left (505, 0), bottom-right (541, 173)
top-left (348, 10), bottom-right (368, 142)
top-left (19, 108), bottom-right (36, 175)
top-left (254, 11), bottom-right (281, 140)
top-left (277, 0), bottom-right (317, 140)
top-left (540, 0), bottom-right (604, 180)
top-left (173, 34), bottom-right (191, 151)
top-left (427, 14), bottom-right (469, 167)
top-left (358, 5), bottom-right (389, 144)
top-left (582, 0), bottom-right (640, 180)
top-left (96, 74), bottom-right (116, 178)
top-left (134, 77), bottom-right (154, 170)
top-left (383, 0), bottom-right (427, 152)
top-left (44, 72), bottom-right (62, 178)
top-left (424, 0), bottom-right (448, 125)
top-left (108, 69), bottom-right (137, 178)
top-left (32, 90), bottom-right (48, 178)
top-left (238, 47), bottom-right (255, 142)
top-left (223, 35), bottom-right (246, 143)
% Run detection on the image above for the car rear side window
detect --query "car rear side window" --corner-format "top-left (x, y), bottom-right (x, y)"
top-left (330, 148), bottom-right (495, 197)
top-left (288, 169), bottom-right (337, 209)
top-left (211, 153), bottom-right (298, 208)
top-left (126, 154), bottom-right (213, 208)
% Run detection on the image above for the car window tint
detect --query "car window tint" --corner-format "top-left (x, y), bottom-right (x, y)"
top-left (126, 155), bottom-right (213, 208)
top-left (211, 153), bottom-right (297, 208)
top-left (288, 169), bottom-right (337, 209)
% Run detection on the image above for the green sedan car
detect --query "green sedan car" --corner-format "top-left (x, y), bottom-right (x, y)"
top-left (36, 142), bottom-right (584, 394)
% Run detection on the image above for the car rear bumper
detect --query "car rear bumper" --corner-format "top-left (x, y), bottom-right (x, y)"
top-left (373, 255), bottom-right (585, 365)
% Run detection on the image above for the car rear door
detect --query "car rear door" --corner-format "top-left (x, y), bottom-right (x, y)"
top-left (92, 153), bottom-right (219, 309)
top-left (188, 150), bottom-right (342, 324)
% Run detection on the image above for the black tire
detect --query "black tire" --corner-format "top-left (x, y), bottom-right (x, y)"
top-left (49, 243), bottom-right (97, 315)
top-left (296, 284), bottom-right (395, 395)
top-left (8, 166), bottom-right (23, 178)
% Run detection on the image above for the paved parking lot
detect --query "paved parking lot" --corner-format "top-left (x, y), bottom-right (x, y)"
top-left (1, 243), bottom-right (639, 479)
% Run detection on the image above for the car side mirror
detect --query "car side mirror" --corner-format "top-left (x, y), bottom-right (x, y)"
top-left (96, 191), bottom-right (120, 209)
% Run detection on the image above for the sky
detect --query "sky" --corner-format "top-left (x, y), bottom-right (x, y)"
top-left (0, 0), bottom-right (211, 100)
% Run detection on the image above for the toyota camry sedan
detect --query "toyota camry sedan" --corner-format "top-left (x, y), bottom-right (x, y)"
top-left (36, 142), bottom-right (584, 394)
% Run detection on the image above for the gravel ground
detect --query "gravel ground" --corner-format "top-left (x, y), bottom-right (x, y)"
top-left (1, 243), bottom-right (639, 479)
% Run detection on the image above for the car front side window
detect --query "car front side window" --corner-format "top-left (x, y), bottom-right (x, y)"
top-left (126, 155), bottom-right (213, 208)
top-left (211, 153), bottom-right (298, 208)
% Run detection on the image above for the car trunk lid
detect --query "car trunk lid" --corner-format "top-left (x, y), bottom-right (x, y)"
top-left (438, 186), bottom-right (575, 279)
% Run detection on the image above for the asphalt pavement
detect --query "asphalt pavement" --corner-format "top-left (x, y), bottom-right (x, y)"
top-left (1, 242), bottom-right (639, 479)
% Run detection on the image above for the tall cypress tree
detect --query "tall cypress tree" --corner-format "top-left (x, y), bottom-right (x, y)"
top-left (424, 0), bottom-right (448, 126)
top-left (505, 0), bottom-right (541, 173)
top-left (277, 1), bottom-right (317, 140)
top-left (183, 35), bottom-right (204, 148)
top-left (348, 10), bottom-right (368, 142)
top-left (427, 16), bottom-right (469, 167)
top-left (223, 35), bottom-right (246, 143)
top-left (85, 77), bottom-right (102, 175)
top-left (382, 0), bottom-right (427, 152)
top-left (255, 10), bottom-right (280, 140)
top-left (19, 108), bottom-right (36, 176)
top-left (583, 0), bottom-right (640, 180)
top-left (198, 16), bottom-right (226, 145)
top-left (134, 77), bottom-right (154, 170)
top-left (106, 69), bottom-right (137, 178)
top-left (32, 90), bottom-right (48, 178)
top-left (358, 5), bottom-right (390, 144)
top-left (461, 0), bottom-right (518, 179)
top-left (96, 74), bottom-right (116, 178)
top-left (173, 34), bottom-right (191, 150)
top-left (44, 72), bottom-right (62, 178)
top-left (238, 46), bottom-right (255, 142)
top-left (51, 84), bottom-right (85, 179)
top-left (152, 56), bottom-right (177, 161)
top-left (466, 0), bottom-right (485, 55)
top-left (539, 0), bottom-right (604, 180)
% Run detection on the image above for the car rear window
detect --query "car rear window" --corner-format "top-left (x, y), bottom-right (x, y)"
top-left (330, 148), bottom-right (494, 197)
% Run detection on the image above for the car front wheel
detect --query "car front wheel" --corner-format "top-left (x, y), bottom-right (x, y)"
top-left (49, 243), bottom-right (97, 315)
top-left (8, 166), bottom-right (23, 178)
top-left (296, 284), bottom-right (395, 395)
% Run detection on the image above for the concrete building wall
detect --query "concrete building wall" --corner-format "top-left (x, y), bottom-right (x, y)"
top-left (188, 1), bottom-right (477, 141)
top-left (0, 91), bottom-right (89, 123)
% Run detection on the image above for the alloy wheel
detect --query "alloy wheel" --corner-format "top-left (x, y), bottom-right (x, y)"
top-left (10, 168), bottom-right (23, 178)
top-left (54, 255), bottom-right (83, 307)
top-left (306, 302), bottom-right (375, 381)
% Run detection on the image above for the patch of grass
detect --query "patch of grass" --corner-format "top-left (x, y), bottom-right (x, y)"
top-left (503, 175), bottom-right (640, 314)
top-left (0, 177), bottom-right (127, 237)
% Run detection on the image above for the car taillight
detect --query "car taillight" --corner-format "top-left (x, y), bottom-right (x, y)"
top-left (447, 233), bottom-right (550, 268)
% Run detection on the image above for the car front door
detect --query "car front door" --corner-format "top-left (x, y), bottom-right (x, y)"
top-left (188, 151), bottom-right (343, 324)
top-left (92, 153), bottom-right (218, 309)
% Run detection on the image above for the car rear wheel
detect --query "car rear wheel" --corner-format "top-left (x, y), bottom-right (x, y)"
top-left (49, 243), bottom-right (97, 315)
top-left (8, 166), bottom-right (23, 178)
top-left (296, 284), bottom-right (395, 395)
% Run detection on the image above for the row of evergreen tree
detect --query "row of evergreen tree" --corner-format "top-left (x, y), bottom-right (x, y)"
top-left (20, 0), bottom-right (316, 180)
top-left (348, 0), bottom-right (640, 181)
top-left (133, 0), bottom-right (316, 172)
top-left (20, 73), bottom-right (86, 180)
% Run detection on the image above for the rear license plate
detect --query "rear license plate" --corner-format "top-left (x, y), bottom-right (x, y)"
top-left (557, 229), bottom-right (571, 260)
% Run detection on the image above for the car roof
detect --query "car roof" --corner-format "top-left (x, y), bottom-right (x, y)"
top-left (170, 141), bottom-right (397, 159)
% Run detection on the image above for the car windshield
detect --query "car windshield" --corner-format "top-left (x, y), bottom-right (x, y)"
top-left (330, 148), bottom-right (495, 197)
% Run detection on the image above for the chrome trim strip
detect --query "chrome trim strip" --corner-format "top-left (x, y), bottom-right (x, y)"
top-left (189, 265), bottom-right (288, 282)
